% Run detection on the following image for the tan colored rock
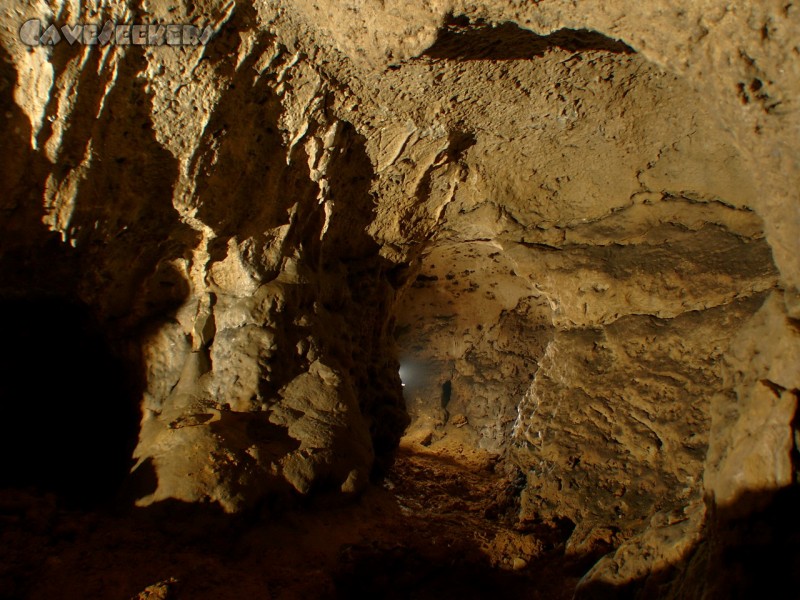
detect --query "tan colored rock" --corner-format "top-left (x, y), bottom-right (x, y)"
top-left (705, 291), bottom-right (800, 516)
top-left (575, 501), bottom-right (706, 597)
top-left (0, 0), bottom-right (799, 593)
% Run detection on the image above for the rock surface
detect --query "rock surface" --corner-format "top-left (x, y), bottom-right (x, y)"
top-left (1, 0), bottom-right (799, 596)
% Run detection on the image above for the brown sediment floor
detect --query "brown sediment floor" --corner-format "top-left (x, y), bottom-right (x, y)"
top-left (1, 439), bottom-right (585, 599)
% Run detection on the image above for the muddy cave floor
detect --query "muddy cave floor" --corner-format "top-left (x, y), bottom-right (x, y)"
top-left (0, 435), bottom-right (594, 600)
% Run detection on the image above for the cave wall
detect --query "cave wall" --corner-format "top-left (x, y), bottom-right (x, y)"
top-left (1, 0), bottom-right (799, 594)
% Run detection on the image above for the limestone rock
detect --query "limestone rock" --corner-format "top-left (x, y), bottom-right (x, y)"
top-left (1, 0), bottom-right (799, 594)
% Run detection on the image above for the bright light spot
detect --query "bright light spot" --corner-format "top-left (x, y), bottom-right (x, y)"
top-left (399, 361), bottom-right (425, 391)
top-left (399, 363), bottom-right (410, 388)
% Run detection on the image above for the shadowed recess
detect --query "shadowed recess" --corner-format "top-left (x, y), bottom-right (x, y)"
top-left (0, 297), bottom-right (140, 507)
top-left (424, 16), bottom-right (634, 61)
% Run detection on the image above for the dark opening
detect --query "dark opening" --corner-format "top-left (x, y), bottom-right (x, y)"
top-left (424, 16), bottom-right (634, 61)
top-left (0, 297), bottom-right (139, 507)
top-left (441, 380), bottom-right (452, 409)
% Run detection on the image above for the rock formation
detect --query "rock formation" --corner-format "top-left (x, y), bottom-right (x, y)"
top-left (1, 0), bottom-right (798, 597)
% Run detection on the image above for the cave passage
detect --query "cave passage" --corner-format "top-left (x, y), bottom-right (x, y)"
top-left (0, 2), bottom-right (795, 597)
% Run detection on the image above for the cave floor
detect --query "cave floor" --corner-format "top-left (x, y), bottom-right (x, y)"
top-left (0, 440), bottom-right (583, 599)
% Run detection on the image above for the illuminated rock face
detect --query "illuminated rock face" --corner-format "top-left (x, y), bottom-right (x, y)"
top-left (1, 0), bottom-right (799, 594)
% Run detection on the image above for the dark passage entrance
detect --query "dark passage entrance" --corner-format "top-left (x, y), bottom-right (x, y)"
top-left (441, 380), bottom-right (452, 409)
top-left (0, 297), bottom-right (139, 507)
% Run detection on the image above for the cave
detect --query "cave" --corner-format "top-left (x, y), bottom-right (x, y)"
top-left (1, 2), bottom-right (799, 599)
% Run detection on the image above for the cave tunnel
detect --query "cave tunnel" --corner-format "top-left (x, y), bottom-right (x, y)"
top-left (0, 3), bottom-right (798, 599)
top-left (379, 13), bottom-right (791, 596)
top-left (389, 14), bottom-right (779, 520)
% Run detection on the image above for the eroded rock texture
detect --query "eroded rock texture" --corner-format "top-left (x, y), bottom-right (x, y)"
top-left (1, 0), bottom-right (799, 596)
